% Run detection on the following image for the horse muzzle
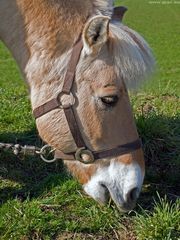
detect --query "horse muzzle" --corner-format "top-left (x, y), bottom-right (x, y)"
top-left (83, 161), bottom-right (144, 212)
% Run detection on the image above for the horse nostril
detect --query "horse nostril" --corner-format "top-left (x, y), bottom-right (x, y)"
top-left (100, 183), bottom-right (108, 192)
top-left (100, 183), bottom-right (110, 199)
top-left (126, 187), bottom-right (138, 203)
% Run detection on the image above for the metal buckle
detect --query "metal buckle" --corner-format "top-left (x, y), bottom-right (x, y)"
top-left (57, 92), bottom-right (75, 109)
top-left (39, 145), bottom-right (57, 163)
top-left (75, 147), bottom-right (95, 164)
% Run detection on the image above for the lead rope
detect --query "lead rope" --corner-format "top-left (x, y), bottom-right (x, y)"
top-left (0, 142), bottom-right (56, 163)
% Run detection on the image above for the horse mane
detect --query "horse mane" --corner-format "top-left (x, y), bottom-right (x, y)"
top-left (92, 0), bottom-right (155, 88)
top-left (108, 23), bottom-right (155, 89)
top-left (93, 0), bottom-right (114, 16)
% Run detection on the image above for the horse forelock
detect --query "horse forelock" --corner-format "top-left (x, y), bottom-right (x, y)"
top-left (93, 0), bottom-right (114, 16)
top-left (108, 23), bottom-right (155, 89)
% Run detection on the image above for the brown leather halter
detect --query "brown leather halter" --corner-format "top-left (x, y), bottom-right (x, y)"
top-left (33, 7), bottom-right (142, 164)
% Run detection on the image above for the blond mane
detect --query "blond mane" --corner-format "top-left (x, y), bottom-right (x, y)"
top-left (109, 23), bottom-right (155, 89)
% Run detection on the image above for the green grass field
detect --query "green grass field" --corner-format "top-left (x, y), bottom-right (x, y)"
top-left (0, 0), bottom-right (180, 239)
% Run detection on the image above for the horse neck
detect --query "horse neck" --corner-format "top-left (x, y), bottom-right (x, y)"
top-left (0, 0), bottom-right (113, 108)
top-left (0, 1), bottom-right (30, 75)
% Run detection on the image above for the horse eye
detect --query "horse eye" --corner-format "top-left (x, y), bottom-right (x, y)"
top-left (100, 95), bottom-right (119, 106)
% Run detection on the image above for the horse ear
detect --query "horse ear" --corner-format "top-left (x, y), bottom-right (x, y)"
top-left (82, 16), bottom-right (110, 55)
top-left (112, 6), bottom-right (128, 22)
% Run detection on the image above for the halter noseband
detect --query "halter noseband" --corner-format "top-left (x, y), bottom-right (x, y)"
top-left (33, 7), bottom-right (142, 164)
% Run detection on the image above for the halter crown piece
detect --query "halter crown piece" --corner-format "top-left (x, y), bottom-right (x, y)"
top-left (33, 7), bottom-right (142, 164)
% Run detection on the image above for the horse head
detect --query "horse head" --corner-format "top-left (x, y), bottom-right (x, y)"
top-left (34, 15), bottom-right (154, 212)
top-left (0, 0), bottom-right (154, 211)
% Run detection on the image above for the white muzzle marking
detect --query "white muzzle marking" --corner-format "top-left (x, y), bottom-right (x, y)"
top-left (83, 161), bottom-right (144, 210)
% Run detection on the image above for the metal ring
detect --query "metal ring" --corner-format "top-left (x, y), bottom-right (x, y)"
top-left (57, 92), bottom-right (75, 109)
top-left (39, 145), bottom-right (57, 163)
top-left (75, 147), bottom-right (95, 164)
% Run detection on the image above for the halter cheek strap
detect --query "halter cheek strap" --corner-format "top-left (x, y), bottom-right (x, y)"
top-left (33, 6), bottom-right (142, 164)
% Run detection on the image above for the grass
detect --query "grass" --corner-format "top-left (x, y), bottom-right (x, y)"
top-left (0, 0), bottom-right (179, 239)
top-left (0, 176), bottom-right (122, 239)
top-left (134, 193), bottom-right (180, 240)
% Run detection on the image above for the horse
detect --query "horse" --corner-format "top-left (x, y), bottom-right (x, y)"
top-left (0, 0), bottom-right (154, 212)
